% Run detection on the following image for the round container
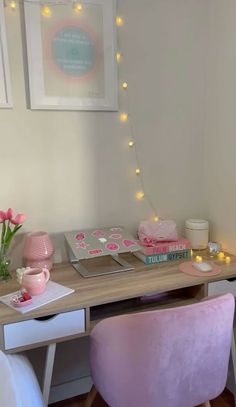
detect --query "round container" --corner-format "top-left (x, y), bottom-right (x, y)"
top-left (185, 219), bottom-right (209, 250)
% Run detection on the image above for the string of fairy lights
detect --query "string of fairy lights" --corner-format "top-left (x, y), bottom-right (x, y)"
top-left (4, 0), bottom-right (83, 14)
top-left (4, 1), bottom-right (160, 221)
top-left (115, 15), bottom-right (160, 222)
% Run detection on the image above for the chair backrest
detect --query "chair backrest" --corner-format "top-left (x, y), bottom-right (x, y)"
top-left (90, 294), bottom-right (235, 407)
top-left (0, 351), bottom-right (44, 407)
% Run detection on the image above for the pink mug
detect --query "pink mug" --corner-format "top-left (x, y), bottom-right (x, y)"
top-left (21, 267), bottom-right (50, 295)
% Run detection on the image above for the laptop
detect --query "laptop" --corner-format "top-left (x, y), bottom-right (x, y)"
top-left (64, 226), bottom-right (141, 277)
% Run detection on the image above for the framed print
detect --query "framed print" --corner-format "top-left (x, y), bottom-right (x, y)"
top-left (24, 0), bottom-right (118, 111)
top-left (0, 0), bottom-right (12, 108)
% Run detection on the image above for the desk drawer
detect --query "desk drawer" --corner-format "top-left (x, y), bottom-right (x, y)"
top-left (4, 309), bottom-right (85, 350)
top-left (208, 280), bottom-right (236, 296)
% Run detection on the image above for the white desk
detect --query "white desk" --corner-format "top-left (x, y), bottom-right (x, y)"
top-left (0, 252), bottom-right (236, 405)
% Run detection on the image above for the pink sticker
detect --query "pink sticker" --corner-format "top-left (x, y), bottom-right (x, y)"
top-left (75, 232), bottom-right (85, 241)
top-left (123, 239), bottom-right (136, 248)
top-left (92, 230), bottom-right (106, 237)
top-left (106, 242), bottom-right (120, 251)
top-left (76, 242), bottom-right (89, 249)
top-left (88, 249), bottom-right (103, 255)
top-left (109, 234), bottom-right (122, 239)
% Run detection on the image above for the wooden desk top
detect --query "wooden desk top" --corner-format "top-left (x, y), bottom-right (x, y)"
top-left (0, 252), bottom-right (236, 324)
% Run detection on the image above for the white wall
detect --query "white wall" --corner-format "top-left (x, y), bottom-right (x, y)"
top-left (0, 1), bottom-right (210, 399)
top-left (0, 0), bottom-right (209, 268)
top-left (205, 0), bottom-right (236, 253)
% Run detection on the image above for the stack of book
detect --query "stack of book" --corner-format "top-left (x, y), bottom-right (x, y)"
top-left (134, 237), bottom-right (191, 265)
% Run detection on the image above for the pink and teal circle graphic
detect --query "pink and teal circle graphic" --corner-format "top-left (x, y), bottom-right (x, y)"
top-left (49, 24), bottom-right (100, 79)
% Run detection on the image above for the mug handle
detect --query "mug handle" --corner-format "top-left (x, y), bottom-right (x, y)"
top-left (42, 268), bottom-right (50, 283)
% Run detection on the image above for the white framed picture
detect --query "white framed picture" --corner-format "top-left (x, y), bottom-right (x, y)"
top-left (0, 0), bottom-right (12, 108)
top-left (24, 0), bottom-right (118, 111)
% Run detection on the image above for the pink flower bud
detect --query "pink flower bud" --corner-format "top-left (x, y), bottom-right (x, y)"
top-left (0, 211), bottom-right (6, 223)
top-left (6, 208), bottom-right (13, 220)
top-left (11, 213), bottom-right (26, 225)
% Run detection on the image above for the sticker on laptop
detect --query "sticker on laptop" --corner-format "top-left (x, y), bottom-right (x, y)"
top-left (88, 249), bottom-right (103, 256)
top-left (75, 232), bottom-right (85, 241)
top-left (105, 242), bottom-right (120, 251)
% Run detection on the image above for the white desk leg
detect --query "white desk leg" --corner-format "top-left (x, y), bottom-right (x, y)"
top-left (230, 333), bottom-right (236, 407)
top-left (42, 343), bottom-right (56, 406)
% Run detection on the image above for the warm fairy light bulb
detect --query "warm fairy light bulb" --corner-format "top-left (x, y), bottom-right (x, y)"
top-left (9, 1), bottom-right (16, 10)
top-left (120, 112), bottom-right (128, 122)
top-left (73, 2), bottom-right (83, 12)
top-left (136, 191), bottom-right (144, 200)
top-left (135, 168), bottom-right (141, 175)
top-left (116, 52), bottom-right (122, 62)
top-left (217, 251), bottom-right (225, 260)
top-left (154, 216), bottom-right (159, 222)
top-left (195, 255), bottom-right (202, 263)
top-left (122, 81), bottom-right (128, 90)
top-left (116, 16), bottom-right (123, 26)
top-left (41, 5), bottom-right (52, 17)
top-left (128, 141), bottom-right (134, 147)
top-left (225, 256), bottom-right (231, 264)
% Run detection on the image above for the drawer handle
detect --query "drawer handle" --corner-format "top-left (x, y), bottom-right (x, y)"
top-left (34, 314), bottom-right (57, 321)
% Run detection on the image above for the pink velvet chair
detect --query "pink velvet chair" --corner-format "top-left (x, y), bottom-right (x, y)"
top-left (86, 294), bottom-right (235, 407)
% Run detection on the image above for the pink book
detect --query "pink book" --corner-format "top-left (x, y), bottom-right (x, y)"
top-left (139, 237), bottom-right (191, 255)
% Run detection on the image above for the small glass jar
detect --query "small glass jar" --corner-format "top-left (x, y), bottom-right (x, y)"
top-left (0, 244), bottom-right (11, 280)
top-left (185, 219), bottom-right (209, 250)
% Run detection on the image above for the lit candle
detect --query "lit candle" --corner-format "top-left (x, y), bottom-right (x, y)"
top-left (217, 252), bottom-right (225, 260)
top-left (195, 255), bottom-right (202, 263)
top-left (225, 256), bottom-right (231, 264)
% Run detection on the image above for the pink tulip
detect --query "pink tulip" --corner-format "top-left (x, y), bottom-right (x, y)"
top-left (6, 208), bottom-right (13, 220)
top-left (10, 213), bottom-right (26, 225)
top-left (0, 210), bottom-right (6, 223)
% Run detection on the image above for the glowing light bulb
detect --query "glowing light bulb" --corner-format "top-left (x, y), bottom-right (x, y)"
top-left (136, 191), bottom-right (144, 200)
top-left (217, 251), bottom-right (225, 260)
top-left (41, 5), bottom-right (52, 17)
top-left (122, 81), bottom-right (128, 90)
top-left (225, 256), bottom-right (231, 264)
top-left (116, 16), bottom-right (123, 26)
top-left (73, 2), bottom-right (83, 12)
top-left (119, 112), bottom-right (128, 122)
top-left (195, 255), bottom-right (202, 263)
top-left (116, 52), bottom-right (122, 62)
top-left (154, 216), bottom-right (159, 222)
top-left (128, 141), bottom-right (134, 147)
top-left (135, 168), bottom-right (141, 175)
top-left (9, 1), bottom-right (16, 10)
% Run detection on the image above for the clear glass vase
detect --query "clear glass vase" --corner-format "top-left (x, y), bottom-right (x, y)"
top-left (0, 245), bottom-right (11, 280)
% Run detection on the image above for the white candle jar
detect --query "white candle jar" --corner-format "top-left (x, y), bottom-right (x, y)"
top-left (185, 219), bottom-right (209, 250)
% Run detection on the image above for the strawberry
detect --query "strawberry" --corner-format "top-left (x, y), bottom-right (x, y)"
top-left (22, 292), bottom-right (31, 301)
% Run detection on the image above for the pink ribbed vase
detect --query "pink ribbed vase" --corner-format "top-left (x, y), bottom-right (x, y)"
top-left (23, 231), bottom-right (54, 271)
